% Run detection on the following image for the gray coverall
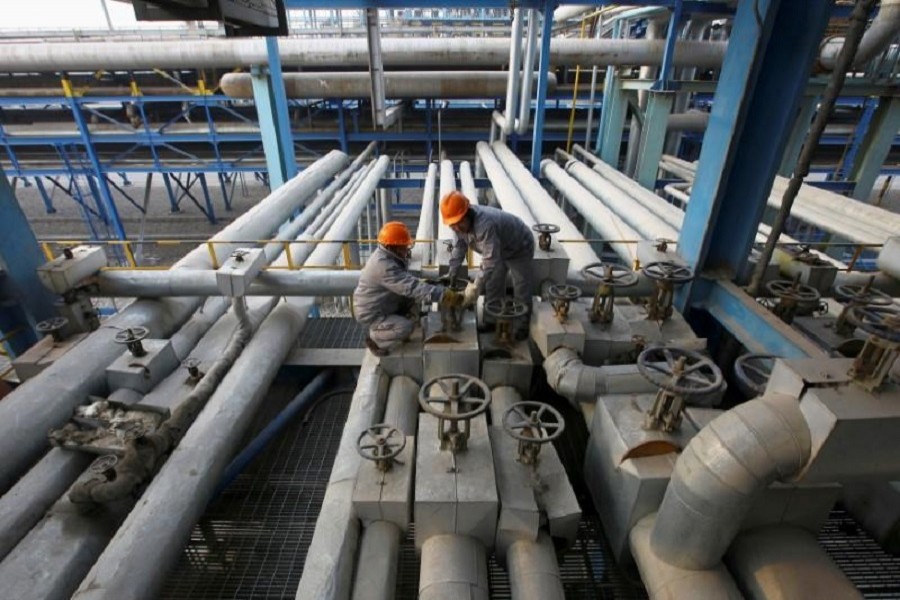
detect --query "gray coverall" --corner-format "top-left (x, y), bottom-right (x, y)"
top-left (448, 204), bottom-right (535, 330)
top-left (354, 246), bottom-right (443, 350)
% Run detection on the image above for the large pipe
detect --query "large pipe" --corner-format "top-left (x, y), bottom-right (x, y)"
top-left (412, 163), bottom-right (438, 266)
top-left (650, 393), bottom-right (811, 571)
top-left (500, 9), bottom-right (525, 135)
top-left (475, 142), bottom-right (536, 226)
top-left (0, 38), bottom-right (729, 72)
top-left (0, 149), bottom-right (348, 496)
top-left (726, 525), bottom-right (862, 599)
top-left (382, 375), bottom-right (419, 437)
top-left (820, 0), bottom-right (900, 70)
top-left (419, 534), bottom-right (489, 600)
top-left (506, 532), bottom-right (565, 600)
top-left (220, 71), bottom-right (558, 100)
top-left (351, 520), bottom-right (402, 600)
top-left (515, 9), bottom-right (540, 135)
top-left (542, 347), bottom-right (658, 403)
top-left (459, 160), bottom-right (478, 205)
top-left (436, 159), bottom-right (457, 266)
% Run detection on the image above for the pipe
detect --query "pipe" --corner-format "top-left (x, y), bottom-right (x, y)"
top-left (436, 159), bottom-right (457, 265)
top-left (351, 520), bottom-right (402, 600)
top-left (553, 5), bottom-right (593, 23)
top-left (630, 513), bottom-right (743, 600)
top-left (214, 370), bottom-right (334, 497)
top-left (501, 9), bottom-right (525, 136)
top-left (666, 110), bottom-right (710, 132)
top-left (298, 354), bottom-right (388, 600)
top-left (507, 532), bottom-right (565, 600)
top-left (543, 347), bottom-right (659, 402)
top-left (650, 393), bottom-right (811, 570)
top-left (726, 525), bottom-right (862, 599)
top-left (412, 163), bottom-right (438, 266)
top-left (418, 534), bottom-right (489, 600)
top-left (382, 375), bottom-right (419, 437)
top-left (0, 149), bottom-right (348, 496)
top-left (516, 9), bottom-right (540, 135)
top-left (820, 0), bottom-right (900, 70)
top-left (475, 142), bottom-right (536, 226)
top-left (221, 71), bottom-right (558, 100)
top-left (459, 160), bottom-right (478, 205)
top-left (878, 236), bottom-right (900, 280)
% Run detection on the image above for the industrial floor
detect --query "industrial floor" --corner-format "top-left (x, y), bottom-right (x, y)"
top-left (157, 319), bottom-right (900, 600)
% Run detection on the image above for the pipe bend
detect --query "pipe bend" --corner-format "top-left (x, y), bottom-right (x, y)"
top-left (543, 347), bottom-right (606, 405)
top-left (650, 392), bottom-right (811, 570)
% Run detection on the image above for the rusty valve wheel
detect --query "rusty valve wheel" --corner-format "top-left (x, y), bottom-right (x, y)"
top-left (88, 454), bottom-right (119, 476)
top-left (418, 374), bottom-right (492, 421)
top-left (642, 261), bottom-right (694, 284)
top-left (501, 401), bottom-right (565, 443)
top-left (734, 353), bottom-right (777, 398)
top-left (357, 424), bottom-right (406, 471)
top-left (834, 283), bottom-right (893, 307)
top-left (36, 316), bottom-right (69, 342)
top-left (484, 298), bottom-right (529, 320)
top-left (765, 279), bottom-right (821, 303)
top-left (637, 346), bottom-right (723, 396)
top-left (582, 262), bottom-right (639, 287)
top-left (847, 305), bottom-right (900, 343)
top-left (532, 223), bottom-right (561, 251)
top-left (548, 284), bottom-right (582, 303)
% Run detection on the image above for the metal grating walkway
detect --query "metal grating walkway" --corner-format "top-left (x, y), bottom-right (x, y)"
top-left (820, 508), bottom-right (900, 599)
top-left (295, 317), bottom-right (366, 349)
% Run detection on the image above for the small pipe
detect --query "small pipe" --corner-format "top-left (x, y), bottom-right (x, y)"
top-left (503, 9), bottom-right (525, 135)
top-left (515, 9), bottom-right (540, 135)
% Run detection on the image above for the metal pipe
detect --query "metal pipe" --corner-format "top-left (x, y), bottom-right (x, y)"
top-left (516, 9), bottom-right (540, 135)
top-left (507, 532), bottom-right (565, 600)
top-left (298, 354), bottom-right (388, 600)
top-left (543, 347), bottom-right (658, 402)
top-left (0, 38), bottom-right (729, 72)
top-left (501, 9), bottom-right (525, 135)
top-left (419, 534), bottom-right (489, 600)
top-left (726, 525), bottom-right (862, 599)
top-left (459, 160), bottom-right (478, 204)
top-left (475, 142), bottom-right (536, 226)
top-left (650, 393), bottom-right (811, 570)
top-left (436, 159), bottom-right (457, 266)
top-left (382, 375), bottom-right (419, 437)
top-left (820, 0), bottom-right (900, 70)
top-left (351, 520), bottom-right (402, 600)
top-left (412, 163), bottom-right (438, 266)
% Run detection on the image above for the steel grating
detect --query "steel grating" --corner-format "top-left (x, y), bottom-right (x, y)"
top-left (295, 316), bottom-right (366, 349)
top-left (820, 507), bottom-right (900, 599)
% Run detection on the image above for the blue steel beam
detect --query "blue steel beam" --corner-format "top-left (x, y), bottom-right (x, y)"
top-left (850, 96), bottom-right (900, 201)
top-left (530, 2), bottom-right (556, 176)
top-left (285, 0), bottom-right (732, 11)
top-left (778, 95), bottom-right (819, 177)
top-left (634, 91), bottom-right (674, 188)
top-left (836, 96), bottom-right (878, 181)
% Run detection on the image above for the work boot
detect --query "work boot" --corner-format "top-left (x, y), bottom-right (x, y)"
top-left (365, 336), bottom-right (389, 357)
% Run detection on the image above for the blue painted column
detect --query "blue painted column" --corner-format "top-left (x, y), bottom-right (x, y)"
top-left (250, 37), bottom-right (297, 190)
top-left (850, 96), bottom-right (900, 201)
top-left (530, 2), bottom-right (556, 176)
top-left (634, 91), bottom-right (675, 189)
top-left (0, 169), bottom-right (58, 356)
top-left (596, 68), bottom-right (631, 164)
top-left (778, 94), bottom-right (819, 177)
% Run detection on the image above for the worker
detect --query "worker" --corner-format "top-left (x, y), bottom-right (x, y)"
top-left (441, 190), bottom-right (535, 339)
top-left (354, 221), bottom-right (463, 356)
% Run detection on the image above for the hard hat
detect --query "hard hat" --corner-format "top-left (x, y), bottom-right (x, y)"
top-left (440, 190), bottom-right (470, 225)
top-left (377, 221), bottom-right (413, 247)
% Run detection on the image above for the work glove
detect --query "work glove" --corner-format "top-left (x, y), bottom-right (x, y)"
top-left (462, 281), bottom-right (479, 307)
top-left (439, 288), bottom-right (463, 309)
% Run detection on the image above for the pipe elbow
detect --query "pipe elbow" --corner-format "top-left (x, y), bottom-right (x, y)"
top-left (543, 347), bottom-right (606, 405)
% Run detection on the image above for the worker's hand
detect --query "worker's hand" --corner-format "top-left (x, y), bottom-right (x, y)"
top-left (439, 288), bottom-right (464, 309)
top-left (462, 281), bottom-right (479, 307)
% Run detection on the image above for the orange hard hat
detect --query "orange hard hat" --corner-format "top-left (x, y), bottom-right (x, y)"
top-left (377, 221), bottom-right (413, 247)
top-left (440, 190), bottom-right (470, 225)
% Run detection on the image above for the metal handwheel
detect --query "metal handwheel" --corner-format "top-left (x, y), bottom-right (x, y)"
top-left (548, 284), bottom-right (581, 323)
top-left (418, 374), bottom-right (492, 420)
top-left (834, 283), bottom-right (894, 307)
top-left (848, 305), bottom-right (900, 344)
top-left (357, 423), bottom-right (406, 472)
top-left (637, 346), bottom-right (723, 396)
top-left (734, 353), bottom-right (777, 398)
top-left (766, 279), bottom-right (821, 303)
top-left (532, 223), bottom-right (561, 251)
top-left (502, 401), bottom-right (565, 466)
top-left (114, 326), bottom-right (150, 357)
top-left (582, 262), bottom-right (639, 287)
top-left (642, 261), bottom-right (694, 284)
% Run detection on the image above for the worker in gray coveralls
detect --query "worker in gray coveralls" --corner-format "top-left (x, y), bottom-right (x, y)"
top-left (354, 221), bottom-right (463, 356)
top-left (441, 190), bottom-right (535, 339)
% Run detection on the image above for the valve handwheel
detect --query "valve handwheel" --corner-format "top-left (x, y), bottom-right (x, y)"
top-left (501, 401), bottom-right (565, 443)
top-left (637, 346), bottom-right (723, 396)
top-left (834, 283), bottom-right (893, 307)
top-left (357, 424), bottom-right (406, 468)
top-left (765, 279), bottom-right (821, 303)
top-left (418, 374), bottom-right (492, 421)
top-left (484, 298), bottom-right (529, 320)
top-left (642, 261), bottom-right (694, 284)
top-left (582, 262), bottom-right (639, 287)
top-left (847, 305), bottom-right (900, 343)
top-left (548, 284), bottom-right (581, 302)
top-left (89, 454), bottom-right (118, 475)
top-left (734, 353), bottom-right (777, 398)
top-left (532, 223), bottom-right (560, 236)
top-left (36, 316), bottom-right (69, 334)
top-left (114, 326), bottom-right (150, 345)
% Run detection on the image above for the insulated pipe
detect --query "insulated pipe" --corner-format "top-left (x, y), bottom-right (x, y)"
top-left (726, 525), bottom-right (862, 600)
top-left (650, 393), bottom-right (812, 571)
top-left (501, 9), bottom-right (525, 135)
top-left (515, 9), bottom-right (540, 135)
top-left (820, 0), bottom-right (900, 70)
top-left (666, 110), bottom-right (710, 132)
top-left (543, 347), bottom-right (658, 402)
top-left (382, 375), bottom-right (419, 437)
top-left (0, 38), bottom-right (729, 72)
top-left (351, 520), bottom-right (402, 600)
top-left (419, 534), bottom-right (489, 600)
top-left (459, 160), bottom-right (478, 204)
top-left (221, 71), bottom-right (558, 100)
top-left (412, 163), bottom-right (438, 266)
top-left (630, 514), bottom-right (743, 600)
top-left (475, 142), bottom-right (537, 226)
top-left (878, 236), bottom-right (900, 280)
top-left (507, 532), bottom-right (565, 600)
top-left (298, 354), bottom-right (388, 600)
top-left (0, 149), bottom-right (348, 496)
top-left (437, 160), bottom-right (457, 265)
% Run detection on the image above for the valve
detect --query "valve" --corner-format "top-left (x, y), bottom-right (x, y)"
top-left (637, 345), bottom-right (723, 432)
top-left (182, 358), bottom-right (204, 383)
top-left (357, 423), bottom-right (406, 472)
top-left (532, 223), bottom-right (561, 252)
top-left (734, 353), bottom-right (777, 398)
top-left (501, 401), bottom-right (565, 467)
top-left (765, 275), bottom-right (820, 325)
top-left (88, 454), bottom-right (118, 477)
top-left (484, 298), bottom-right (529, 345)
top-left (36, 316), bottom-right (69, 343)
top-left (547, 284), bottom-right (581, 324)
top-left (847, 305), bottom-right (900, 392)
top-left (581, 262), bottom-right (638, 324)
top-left (113, 326), bottom-right (150, 357)
top-left (419, 374), bottom-right (491, 469)
top-left (833, 276), bottom-right (894, 336)
top-left (231, 249), bottom-right (249, 263)
top-left (642, 261), bottom-right (694, 322)
top-left (440, 278), bottom-right (467, 333)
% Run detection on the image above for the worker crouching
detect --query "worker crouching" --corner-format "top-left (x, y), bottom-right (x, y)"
top-left (354, 221), bottom-right (463, 356)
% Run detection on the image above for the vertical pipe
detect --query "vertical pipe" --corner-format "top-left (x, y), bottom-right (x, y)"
top-left (515, 9), bottom-right (539, 135)
top-left (530, 6), bottom-right (555, 175)
top-left (502, 9), bottom-right (525, 135)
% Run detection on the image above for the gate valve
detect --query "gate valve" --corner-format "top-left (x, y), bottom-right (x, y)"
top-left (501, 401), bottom-right (565, 468)
top-left (642, 261), bottom-right (694, 322)
top-left (182, 358), bottom-right (204, 383)
top-left (36, 316), bottom-right (69, 343)
top-left (847, 305), bottom-right (900, 392)
top-left (114, 326), bottom-right (150, 357)
top-left (418, 374), bottom-right (491, 468)
top-left (833, 276), bottom-right (893, 335)
top-left (734, 353), bottom-right (777, 398)
top-left (440, 278), bottom-right (468, 333)
top-left (357, 423), bottom-right (406, 472)
top-left (637, 345), bottom-right (723, 432)
top-left (547, 284), bottom-right (581, 323)
top-left (765, 274), bottom-right (820, 325)
top-left (532, 223), bottom-right (561, 252)
top-left (582, 262), bottom-right (638, 324)
top-left (231, 249), bottom-right (249, 263)
top-left (484, 298), bottom-right (529, 345)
